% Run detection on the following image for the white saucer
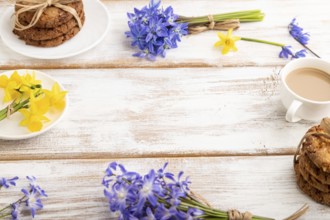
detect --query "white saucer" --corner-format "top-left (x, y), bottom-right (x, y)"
top-left (0, 70), bottom-right (68, 140)
top-left (0, 0), bottom-right (110, 59)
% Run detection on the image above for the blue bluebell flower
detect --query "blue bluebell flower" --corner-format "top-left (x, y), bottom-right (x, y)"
top-left (155, 204), bottom-right (178, 220)
top-left (103, 162), bottom-right (202, 220)
top-left (112, 183), bottom-right (132, 210)
top-left (187, 208), bottom-right (204, 218)
top-left (0, 176), bottom-right (46, 219)
top-left (288, 18), bottom-right (310, 45)
top-left (167, 171), bottom-right (191, 194)
top-left (138, 170), bottom-right (160, 207)
top-left (279, 46), bottom-right (294, 59)
top-left (167, 189), bottom-right (183, 206)
top-left (11, 203), bottom-right (19, 220)
top-left (279, 46), bottom-right (307, 59)
top-left (0, 176), bottom-right (19, 189)
top-left (102, 162), bottom-right (277, 219)
top-left (21, 176), bottom-right (47, 218)
top-left (157, 162), bottom-right (173, 179)
top-left (26, 176), bottom-right (48, 197)
top-left (105, 162), bottom-right (118, 176)
top-left (133, 49), bottom-right (157, 61)
top-left (103, 162), bottom-right (118, 187)
top-left (108, 210), bottom-right (124, 219)
top-left (141, 207), bottom-right (156, 220)
top-left (22, 188), bottom-right (44, 218)
top-left (293, 49), bottom-right (307, 58)
top-left (126, 0), bottom-right (188, 60)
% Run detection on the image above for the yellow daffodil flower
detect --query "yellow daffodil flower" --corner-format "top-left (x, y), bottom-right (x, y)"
top-left (21, 72), bottom-right (41, 87)
top-left (0, 75), bottom-right (8, 88)
top-left (1, 71), bottom-right (67, 133)
top-left (29, 95), bottom-right (50, 115)
top-left (19, 96), bottom-right (50, 132)
top-left (20, 72), bottom-right (42, 98)
top-left (0, 71), bottom-right (67, 132)
top-left (214, 28), bottom-right (241, 55)
top-left (19, 108), bottom-right (49, 132)
top-left (44, 83), bottom-right (67, 111)
top-left (0, 71), bottom-right (23, 102)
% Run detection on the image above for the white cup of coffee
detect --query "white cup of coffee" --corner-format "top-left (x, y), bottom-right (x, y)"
top-left (280, 57), bottom-right (330, 122)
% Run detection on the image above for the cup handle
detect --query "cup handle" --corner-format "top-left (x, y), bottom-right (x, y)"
top-left (286, 100), bottom-right (302, 122)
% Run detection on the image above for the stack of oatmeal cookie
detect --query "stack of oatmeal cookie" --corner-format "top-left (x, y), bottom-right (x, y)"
top-left (294, 118), bottom-right (330, 205)
top-left (13, 0), bottom-right (85, 47)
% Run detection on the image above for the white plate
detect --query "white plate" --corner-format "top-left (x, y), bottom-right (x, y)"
top-left (0, 70), bottom-right (68, 140)
top-left (0, 0), bottom-right (110, 59)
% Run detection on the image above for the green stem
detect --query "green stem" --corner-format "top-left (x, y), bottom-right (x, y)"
top-left (0, 212), bottom-right (11, 219)
top-left (0, 107), bottom-right (7, 121)
top-left (0, 206), bottom-right (8, 215)
top-left (0, 195), bottom-right (26, 215)
top-left (240, 37), bottom-right (284, 47)
top-left (178, 10), bottom-right (265, 25)
top-left (118, 176), bottom-right (275, 220)
top-left (0, 204), bottom-right (11, 215)
top-left (181, 195), bottom-right (274, 220)
top-left (0, 87), bottom-right (43, 121)
top-left (179, 201), bottom-right (226, 217)
top-left (0, 99), bottom-right (30, 121)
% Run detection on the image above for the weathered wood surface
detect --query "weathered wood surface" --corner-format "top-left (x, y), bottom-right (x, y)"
top-left (0, 68), bottom-right (316, 160)
top-left (1, 0), bottom-right (329, 219)
top-left (0, 0), bottom-right (329, 69)
top-left (0, 156), bottom-right (329, 220)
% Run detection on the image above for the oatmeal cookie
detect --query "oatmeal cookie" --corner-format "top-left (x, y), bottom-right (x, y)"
top-left (23, 26), bottom-right (81, 47)
top-left (301, 125), bottom-right (330, 172)
top-left (295, 161), bottom-right (330, 206)
top-left (299, 153), bottom-right (330, 185)
top-left (16, 0), bottom-right (83, 29)
top-left (14, 12), bottom-right (85, 41)
top-left (298, 154), bottom-right (330, 192)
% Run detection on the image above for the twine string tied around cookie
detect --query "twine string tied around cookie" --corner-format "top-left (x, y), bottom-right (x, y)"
top-left (11, 0), bottom-right (82, 31)
top-left (188, 18), bottom-right (240, 34)
top-left (294, 131), bottom-right (330, 164)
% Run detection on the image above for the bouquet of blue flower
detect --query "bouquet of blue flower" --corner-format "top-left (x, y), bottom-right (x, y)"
top-left (103, 162), bottom-right (308, 220)
top-left (0, 176), bottom-right (47, 219)
top-left (125, 0), bottom-right (264, 60)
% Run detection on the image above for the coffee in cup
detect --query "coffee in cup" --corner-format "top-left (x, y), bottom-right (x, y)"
top-left (285, 67), bottom-right (330, 102)
top-left (280, 58), bottom-right (330, 122)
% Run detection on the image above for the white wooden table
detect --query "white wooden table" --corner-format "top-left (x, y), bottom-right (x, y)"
top-left (0, 0), bottom-right (330, 219)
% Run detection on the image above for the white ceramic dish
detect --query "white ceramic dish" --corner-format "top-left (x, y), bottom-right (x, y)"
top-left (0, 0), bottom-right (110, 59)
top-left (0, 70), bottom-right (68, 140)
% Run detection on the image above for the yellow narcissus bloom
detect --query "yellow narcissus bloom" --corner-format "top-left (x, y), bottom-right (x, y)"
top-left (21, 72), bottom-right (41, 87)
top-left (44, 83), bottom-right (67, 111)
top-left (1, 71), bottom-right (68, 132)
top-left (0, 71), bottom-right (23, 102)
top-left (20, 72), bottom-right (42, 98)
top-left (0, 75), bottom-right (8, 88)
top-left (214, 28), bottom-right (241, 55)
top-left (19, 96), bottom-right (50, 132)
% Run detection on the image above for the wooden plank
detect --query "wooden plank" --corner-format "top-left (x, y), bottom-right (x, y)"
top-left (0, 0), bottom-right (328, 69)
top-left (0, 68), bottom-right (317, 160)
top-left (0, 156), bottom-right (328, 220)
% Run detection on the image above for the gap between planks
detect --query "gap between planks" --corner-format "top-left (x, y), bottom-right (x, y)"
top-left (0, 63), bottom-right (285, 70)
top-left (0, 149), bottom-right (297, 161)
